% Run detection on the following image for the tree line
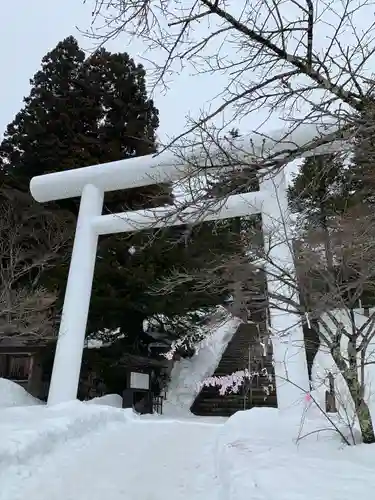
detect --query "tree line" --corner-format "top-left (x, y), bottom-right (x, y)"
top-left (0, 36), bottom-right (242, 360)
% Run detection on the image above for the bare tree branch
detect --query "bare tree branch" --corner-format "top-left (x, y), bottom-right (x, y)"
top-left (0, 188), bottom-right (73, 344)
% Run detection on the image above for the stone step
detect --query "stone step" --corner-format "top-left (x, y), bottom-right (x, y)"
top-left (197, 400), bottom-right (271, 407)
top-left (214, 366), bottom-right (274, 372)
top-left (194, 401), bottom-right (277, 417)
top-left (198, 389), bottom-right (274, 398)
top-left (196, 395), bottom-right (277, 405)
top-left (198, 384), bottom-right (272, 393)
top-left (219, 358), bottom-right (272, 364)
top-left (196, 399), bottom-right (277, 410)
top-left (215, 360), bottom-right (273, 373)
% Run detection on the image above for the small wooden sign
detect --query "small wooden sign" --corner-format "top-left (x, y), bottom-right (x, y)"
top-left (130, 372), bottom-right (150, 390)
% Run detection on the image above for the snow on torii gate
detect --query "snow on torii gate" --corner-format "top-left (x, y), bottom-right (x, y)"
top-left (30, 122), bottom-right (342, 410)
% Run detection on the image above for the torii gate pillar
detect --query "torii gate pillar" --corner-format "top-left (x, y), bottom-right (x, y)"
top-left (260, 170), bottom-right (310, 408)
top-left (47, 184), bottom-right (104, 405)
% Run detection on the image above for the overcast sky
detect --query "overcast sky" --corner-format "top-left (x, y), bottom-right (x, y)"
top-left (3, 0), bottom-right (362, 184)
top-left (0, 0), bottom-right (247, 144)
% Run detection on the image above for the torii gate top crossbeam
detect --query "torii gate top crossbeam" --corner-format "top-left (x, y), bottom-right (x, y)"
top-left (30, 122), bottom-right (341, 203)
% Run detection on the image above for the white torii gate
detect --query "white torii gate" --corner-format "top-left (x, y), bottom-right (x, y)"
top-left (30, 122), bottom-right (342, 410)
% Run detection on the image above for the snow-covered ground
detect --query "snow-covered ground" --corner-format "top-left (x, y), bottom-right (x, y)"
top-left (217, 406), bottom-right (375, 500)
top-left (0, 400), bottom-right (222, 500)
top-left (1, 379), bottom-right (375, 500)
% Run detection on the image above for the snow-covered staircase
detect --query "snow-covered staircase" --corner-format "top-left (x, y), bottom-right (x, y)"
top-left (191, 311), bottom-right (277, 417)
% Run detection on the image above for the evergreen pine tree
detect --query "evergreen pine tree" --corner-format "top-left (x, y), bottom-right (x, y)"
top-left (346, 106), bottom-right (375, 206)
top-left (287, 154), bottom-right (353, 375)
top-left (288, 154), bottom-right (350, 228)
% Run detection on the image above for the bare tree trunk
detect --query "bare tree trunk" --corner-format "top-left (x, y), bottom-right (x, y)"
top-left (346, 372), bottom-right (374, 443)
top-left (319, 204), bottom-right (374, 441)
top-left (331, 348), bottom-right (375, 443)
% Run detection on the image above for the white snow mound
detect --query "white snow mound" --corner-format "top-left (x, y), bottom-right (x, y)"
top-left (86, 394), bottom-right (123, 408)
top-left (0, 401), bottom-right (133, 469)
top-left (217, 407), bottom-right (375, 500)
top-left (0, 378), bottom-right (42, 409)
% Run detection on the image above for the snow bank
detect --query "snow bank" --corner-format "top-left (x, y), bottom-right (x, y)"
top-left (86, 394), bottom-right (123, 408)
top-left (164, 311), bottom-right (242, 415)
top-left (216, 407), bottom-right (375, 500)
top-left (0, 378), bottom-right (42, 409)
top-left (0, 401), bottom-right (132, 469)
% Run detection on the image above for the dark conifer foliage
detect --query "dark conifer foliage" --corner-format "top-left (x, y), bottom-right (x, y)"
top-left (0, 36), bottom-right (237, 353)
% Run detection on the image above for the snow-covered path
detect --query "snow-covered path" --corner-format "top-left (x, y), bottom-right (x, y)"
top-left (0, 416), bottom-right (222, 500)
top-left (2, 400), bottom-right (375, 500)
